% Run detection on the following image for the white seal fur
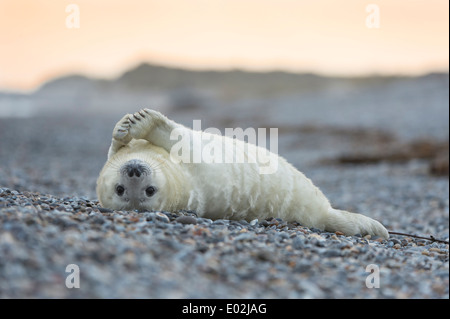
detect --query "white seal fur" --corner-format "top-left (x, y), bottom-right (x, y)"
top-left (96, 109), bottom-right (389, 238)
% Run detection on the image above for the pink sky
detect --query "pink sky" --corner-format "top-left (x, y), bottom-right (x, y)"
top-left (0, 0), bottom-right (448, 92)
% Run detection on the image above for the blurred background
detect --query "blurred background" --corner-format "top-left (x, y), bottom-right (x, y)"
top-left (0, 0), bottom-right (448, 224)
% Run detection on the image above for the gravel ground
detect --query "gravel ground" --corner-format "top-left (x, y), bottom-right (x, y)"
top-left (0, 187), bottom-right (448, 298)
top-left (0, 75), bottom-right (448, 298)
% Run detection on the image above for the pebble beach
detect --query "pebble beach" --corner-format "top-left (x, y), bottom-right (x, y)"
top-left (0, 72), bottom-right (448, 299)
top-left (0, 186), bottom-right (448, 298)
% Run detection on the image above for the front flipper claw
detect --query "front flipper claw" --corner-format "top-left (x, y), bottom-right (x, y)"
top-left (112, 114), bottom-right (132, 144)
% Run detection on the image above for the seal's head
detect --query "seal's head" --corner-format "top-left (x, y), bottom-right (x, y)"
top-left (97, 158), bottom-right (161, 211)
top-left (97, 140), bottom-right (190, 212)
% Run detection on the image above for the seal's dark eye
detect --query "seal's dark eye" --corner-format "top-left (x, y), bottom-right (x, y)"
top-left (145, 186), bottom-right (156, 197)
top-left (116, 185), bottom-right (125, 196)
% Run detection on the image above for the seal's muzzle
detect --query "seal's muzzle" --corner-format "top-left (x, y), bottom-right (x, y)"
top-left (121, 159), bottom-right (149, 178)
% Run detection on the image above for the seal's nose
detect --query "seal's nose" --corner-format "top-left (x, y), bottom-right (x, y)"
top-left (123, 160), bottom-right (147, 178)
top-left (127, 165), bottom-right (142, 177)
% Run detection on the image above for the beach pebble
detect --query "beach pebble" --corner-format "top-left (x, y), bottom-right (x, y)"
top-left (175, 215), bottom-right (197, 225)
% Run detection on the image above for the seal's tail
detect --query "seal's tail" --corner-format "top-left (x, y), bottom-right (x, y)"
top-left (325, 208), bottom-right (389, 239)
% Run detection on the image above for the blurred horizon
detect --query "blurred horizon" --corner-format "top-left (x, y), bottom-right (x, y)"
top-left (1, 0), bottom-right (448, 92)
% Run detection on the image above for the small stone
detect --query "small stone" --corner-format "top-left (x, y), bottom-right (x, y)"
top-left (417, 240), bottom-right (427, 246)
top-left (429, 247), bottom-right (445, 254)
top-left (309, 233), bottom-right (325, 241)
top-left (155, 212), bottom-right (170, 223)
top-left (269, 219), bottom-right (279, 226)
top-left (234, 233), bottom-right (253, 241)
top-left (292, 237), bottom-right (305, 250)
top-left (98, 207), bottom-right (113, 213)
top-left (238, 219), bottom-right (249, 226)
top-left (253, 250), bottom-right (275, 262)
top-left (260, 220), bottom-right (269, 227)
top-left (192, 226), bottom-right (211, 237)
top-left (198, 218), bottom-right (213, 224)
top-left (323, 249), bottom-right (341, 257)
top-left (250, 219), bottom-right (258, 226)
top-left (175, 215), bottom-right (197, 225)
top-left (212, 219), bottom-right (227, 225)
top-left (421, 250), bottom-right (430, 256)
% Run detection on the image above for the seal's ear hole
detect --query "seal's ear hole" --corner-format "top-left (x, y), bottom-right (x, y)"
top-left (116, 185), bottom-right (125, 196)
top-left (145, 186), bottom-right (156, 197)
